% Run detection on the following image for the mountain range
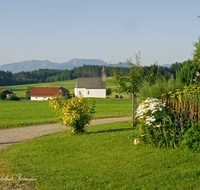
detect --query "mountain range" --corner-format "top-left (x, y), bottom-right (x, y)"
top-left (0, 58), bottom-right (171, 73)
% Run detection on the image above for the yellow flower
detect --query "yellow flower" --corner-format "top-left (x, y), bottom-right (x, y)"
top-left (168, 91), bottom-right (172, 94)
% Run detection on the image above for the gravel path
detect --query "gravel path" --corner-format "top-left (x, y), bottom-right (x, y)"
top-left (0, 117), bottom-right (131, 150)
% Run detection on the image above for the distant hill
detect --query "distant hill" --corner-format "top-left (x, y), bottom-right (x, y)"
top-left (159, 64), bottom-right (171, 68)
top-left (0, 59), bottom-right (129, 73)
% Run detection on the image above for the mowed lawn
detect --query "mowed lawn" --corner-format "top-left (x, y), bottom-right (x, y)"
top-left (0, 98), bottom-right (131, 129)
top-left (1, 121), bottom-right (200, 190)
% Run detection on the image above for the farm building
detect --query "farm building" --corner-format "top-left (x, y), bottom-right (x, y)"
top-left (0, 89), bottom-right (14, 98)
top-left (29, 86), bottom-right (69, 101)
top-left (74, 65), bottom-right (106, 98)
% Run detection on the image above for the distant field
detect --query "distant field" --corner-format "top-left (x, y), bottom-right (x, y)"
top-left (0, 77), bottom-right (117, 98)
top-left (0, 98), bottom-right (131, 129)
top-left (0, 79), bottom-right (77, 98)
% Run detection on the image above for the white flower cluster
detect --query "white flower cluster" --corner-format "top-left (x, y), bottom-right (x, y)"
top-left (135, 98), bottom-right (166, 126)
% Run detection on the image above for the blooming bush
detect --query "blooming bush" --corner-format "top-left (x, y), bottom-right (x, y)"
top-left (135, 98), bottom-right (189, 148)
top-left (49, 95), bottom-right (95, 133)
top-left (160, 84), bottom-right (200, 152)
top-left (136, 96), bottom-right (200, 151)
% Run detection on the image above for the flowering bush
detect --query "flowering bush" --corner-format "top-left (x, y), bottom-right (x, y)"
top-left (136, 96), bottom-right (200, 151)
top-left (135, 98), bottom-right (188, 148)
top-left (160, 84), bottom-right (200, 152)
top-left (49, 95), bottom-right (95, 133)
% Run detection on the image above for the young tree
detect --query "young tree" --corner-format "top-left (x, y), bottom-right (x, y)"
top-left (25, 86), bottom-right (33, 99)
top-left (49, 95), bottom-right (95, 133)
top-left (111, 52), bottom-right (143, 126)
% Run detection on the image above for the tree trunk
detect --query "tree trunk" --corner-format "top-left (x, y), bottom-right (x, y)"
top-left (132, 93), bottom-right (136, 127)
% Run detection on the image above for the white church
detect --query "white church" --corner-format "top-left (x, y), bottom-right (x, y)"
top-left (74, 66), bottom-right (106, 98)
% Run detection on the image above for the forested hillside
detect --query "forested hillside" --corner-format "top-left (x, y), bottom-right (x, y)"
top-left (0, 63), bottom-right (184, 86)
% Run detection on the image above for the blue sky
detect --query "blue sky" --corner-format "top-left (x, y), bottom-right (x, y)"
top-left (0, 0), bottom-right (200, 66)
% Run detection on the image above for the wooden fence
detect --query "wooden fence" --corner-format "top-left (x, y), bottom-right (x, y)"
top-left (162, 99), bottom-right (200, 120)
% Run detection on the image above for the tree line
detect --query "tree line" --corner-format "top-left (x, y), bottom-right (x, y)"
top-left (0, 63), bottom-right (184, 86)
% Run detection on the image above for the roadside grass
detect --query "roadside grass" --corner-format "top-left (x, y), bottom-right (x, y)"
top-left (1, 121), bottom-right (200, 189)
top-left (0, 98), bottom-right (131, 129)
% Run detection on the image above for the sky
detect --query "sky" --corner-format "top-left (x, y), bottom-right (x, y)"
top-left (0, 0), bottom-right (200, 66)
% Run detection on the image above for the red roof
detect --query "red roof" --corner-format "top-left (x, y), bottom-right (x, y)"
top-left (0, 89), bottom-right (14, 94)
top-left (30, 87), bottom-right (69, 97)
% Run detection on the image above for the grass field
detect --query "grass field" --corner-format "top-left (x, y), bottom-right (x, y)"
top-left (0, 98), bottom-right (132, 129)
top-left (1, 121), bottom-right (200, 189)
top-left (0, 77), bottom-right (117, 98)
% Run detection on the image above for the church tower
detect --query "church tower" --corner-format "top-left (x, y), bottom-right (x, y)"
top-left (102, 65), bottom-right (106, 82)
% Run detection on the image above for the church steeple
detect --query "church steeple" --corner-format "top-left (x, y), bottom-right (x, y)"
top-left (102, 65), bottom-right (106, 82)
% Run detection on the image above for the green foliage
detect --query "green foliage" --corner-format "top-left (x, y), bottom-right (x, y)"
top-left (176, 59), bottom-right (199, 86)
top-left (10, 94), bottom-right (20, 101)
top-left (111, 52), bottom-right (143, 95)
top-left (0, 92), bottom-right (6, 100)
top-left (25, 86), bottom-right (33, 99)
top-left (136, 75), bottom-right (182, 109)
top-left (192, 36), bottom-right (200, 66)
top-left (169, 61), bottom-right (185, 77)
top-left (181, 121), bottom-right (200, 152)
top-left (49, 95), bottom-right (95, 133)
top-left (144, 62), bottom-right (157, 84)
top-left (111, 52), bottom-right (144, 126)
top-left (106, 87), bottom-right (112, 97)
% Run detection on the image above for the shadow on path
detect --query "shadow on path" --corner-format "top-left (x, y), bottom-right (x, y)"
top-left (0, 141), bottom-right (22, 145)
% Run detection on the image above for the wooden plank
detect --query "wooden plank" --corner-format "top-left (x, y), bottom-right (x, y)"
top-left (198, 102), bottom-right (200, 122)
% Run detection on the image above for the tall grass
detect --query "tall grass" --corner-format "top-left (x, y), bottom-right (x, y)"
top-left (135, 75), bottom-right (183, 108)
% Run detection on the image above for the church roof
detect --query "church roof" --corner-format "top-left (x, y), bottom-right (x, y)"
top-left (75, 77), bottom-right (106, 89)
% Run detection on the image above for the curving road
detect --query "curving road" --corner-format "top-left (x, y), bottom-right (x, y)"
top-left (0, 117), bottom-right (132, 150)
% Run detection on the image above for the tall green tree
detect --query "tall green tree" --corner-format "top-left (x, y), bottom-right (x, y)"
top-left (25, 86), bottom-right (33, 99)
top-left (192, 36), bottom-right (200, 66)
top-left (176, 37), bottom-right (200, 86)
top-left (111, 52), bottom-right (143, 126)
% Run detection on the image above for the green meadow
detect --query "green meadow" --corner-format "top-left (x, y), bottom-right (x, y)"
top-left (1, 121), bottom-right (200, 190)
top-left (0, 76), bottom-right (117, 98)
top-left (0, 98), bottom-right (132, 130)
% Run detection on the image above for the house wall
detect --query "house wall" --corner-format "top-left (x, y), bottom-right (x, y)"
top-left (30, 96), bottom-right (53, 101)
top-left (6, 94), bottom-right (11, 98)
top-left (74, 88), bottom-right (106, 98)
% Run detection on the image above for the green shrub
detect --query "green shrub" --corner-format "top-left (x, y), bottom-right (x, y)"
top-left (0, 92), bottom-right (6, 100)
top-left (10, 94), bottom-right (20, 101)
top-left (180, 122), bottom-right (200, 152)
top-left (106, 87), bottom-right (112, 97)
